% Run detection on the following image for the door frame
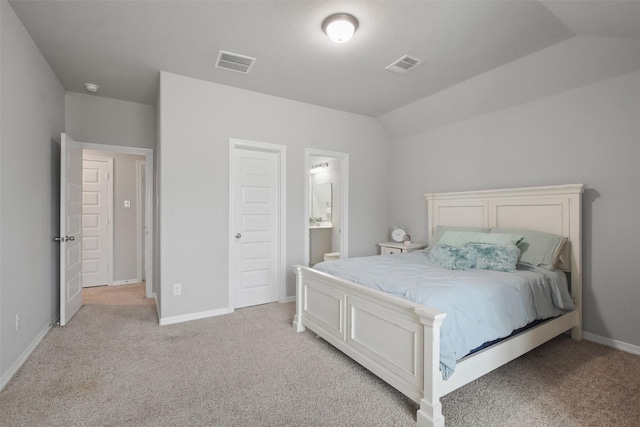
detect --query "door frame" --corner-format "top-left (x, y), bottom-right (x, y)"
top-left (228, 138), bottom-right (287, 310)
top-left (136, 159), bottom-right (146, 283)
top-left (81, 155), bottom-right (114, 287)
top-left (304, 149), bottom-right (349, 267)
top-left (80, 142), bottom-right (154, 298)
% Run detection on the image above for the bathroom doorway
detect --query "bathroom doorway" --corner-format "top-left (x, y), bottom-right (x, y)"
top-left (304, 149), bottom-right (349, 267)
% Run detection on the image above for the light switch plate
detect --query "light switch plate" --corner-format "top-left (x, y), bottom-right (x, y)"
top-left (124, 200), bottom-right (131, 208)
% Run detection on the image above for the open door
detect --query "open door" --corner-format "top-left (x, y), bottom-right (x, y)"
top-left (58, 134), bottom-right (83, 325)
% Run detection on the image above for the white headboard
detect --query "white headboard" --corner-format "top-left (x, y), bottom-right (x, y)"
top-left (425, 184), bottom-right (584, 331)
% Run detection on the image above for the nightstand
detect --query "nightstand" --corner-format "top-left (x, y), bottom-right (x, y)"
top-left (378, 242), bottom-right (428, 255)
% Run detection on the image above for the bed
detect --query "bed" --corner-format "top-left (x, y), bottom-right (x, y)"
top-left (292, 184), bottom-right (584, 426)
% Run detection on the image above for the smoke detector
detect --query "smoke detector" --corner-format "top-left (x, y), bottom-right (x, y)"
top-left (84, 83), bottom-right (99, 93)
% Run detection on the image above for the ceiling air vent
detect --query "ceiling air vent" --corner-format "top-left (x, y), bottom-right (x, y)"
top-left (385, 55), bottom-right (423, 74)
top-left (215, 50), bottom-right (256, 74)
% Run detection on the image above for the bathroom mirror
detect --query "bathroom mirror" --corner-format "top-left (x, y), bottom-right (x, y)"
top-left (311, 183), bottom-right (332, 223)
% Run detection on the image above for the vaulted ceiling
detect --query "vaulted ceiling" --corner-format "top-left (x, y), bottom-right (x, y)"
top-left (9, 1), bottom-right (640, 117)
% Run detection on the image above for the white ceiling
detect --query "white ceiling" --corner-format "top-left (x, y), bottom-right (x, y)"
top-left (8, 1), bottom-right (640, 117)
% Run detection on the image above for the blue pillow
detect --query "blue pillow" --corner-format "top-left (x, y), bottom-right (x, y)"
top-left (430, 226), bottom-right (490, 247)
top-left (490, 228), bottom-right (567, 270)
top-left (466, 243), bottom-right (520, 272)
top-left (438, 231), bottom-right (523, 248)
top-left (428, 244), bottom-right (477, 270)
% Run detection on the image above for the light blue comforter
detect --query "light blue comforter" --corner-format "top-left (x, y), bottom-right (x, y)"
top-left (313, 250), bottom-right (574, 380)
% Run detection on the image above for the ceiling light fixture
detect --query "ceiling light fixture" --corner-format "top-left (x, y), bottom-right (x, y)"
top-left (310, 163), bottom-right (329, 174)
top-left (84, 83), bottom-right (99, 93)
top-left (322, 13), bottom-right (358, 44)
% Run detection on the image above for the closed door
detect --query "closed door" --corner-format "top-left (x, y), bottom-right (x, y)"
top-left (81, 158), bottom-right (111, 287)
top-left (231, 147), bottom-right (279, 308)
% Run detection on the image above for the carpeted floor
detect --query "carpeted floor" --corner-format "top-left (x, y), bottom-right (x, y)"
top-left (1, 287), bottom-right (639, 426)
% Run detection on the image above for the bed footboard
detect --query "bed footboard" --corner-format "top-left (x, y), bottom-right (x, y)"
top-left (293, 265), bottom-right (446, 427)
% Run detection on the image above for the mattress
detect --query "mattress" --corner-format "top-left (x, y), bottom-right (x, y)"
top-left (313, 250), bottom-right (574, 379)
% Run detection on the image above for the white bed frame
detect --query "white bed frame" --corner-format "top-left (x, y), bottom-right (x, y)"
top-left (293, 184), bottom-right (584, 426)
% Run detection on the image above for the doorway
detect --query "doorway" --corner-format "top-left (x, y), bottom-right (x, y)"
top-left (305, 149), bottom-right (349, 267)
top-left (229, 139), bottom-right (286, 309)
top-left (81, 150), bottom-right (147, 289)
top-left (60, 136), bottom-right (155, 326)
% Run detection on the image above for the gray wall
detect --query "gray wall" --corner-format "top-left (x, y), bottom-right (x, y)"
top-left (65, 92), bottom-right (156, 150)
top-left (380, 37), bottom-right (640, 348)
top-left (0, 0), bottom-right (65, 386)
top-left (83, 150), bottom-right (146, 282)
top-left (159, 71), bottom-right (391, 320)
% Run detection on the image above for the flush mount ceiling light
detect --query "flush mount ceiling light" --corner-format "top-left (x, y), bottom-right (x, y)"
top-left (310, 162), bottom-right (329, 174)
top-left (322, 13), bottom-right (358, 43)
top-left (84, 83), bottom-right (99, 93)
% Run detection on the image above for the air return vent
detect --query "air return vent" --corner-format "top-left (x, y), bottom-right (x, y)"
top-left (215, 50), bottom-right (256, 74)
top-left (385, 55), bottom-right (423, 74)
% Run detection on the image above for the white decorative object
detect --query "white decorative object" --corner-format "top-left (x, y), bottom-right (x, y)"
top-left (391, 224), bottom-right (408, 243)
top-left (293, 184), bottom-right (584, 427)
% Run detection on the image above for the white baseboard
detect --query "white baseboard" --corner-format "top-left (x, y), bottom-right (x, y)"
top-left (0, 316), bottom-right (55, 391)
top-left (112, 278), bottom-right (139, 286)
top-left (158, 307), bottom-right (233, 326)
top-left (281, 295), bottom-right (296, 303)
top-left (583, 331), bottom-right (640, 356)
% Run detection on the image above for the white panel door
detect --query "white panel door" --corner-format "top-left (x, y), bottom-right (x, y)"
top-left (81, 158), bottom-right (110, 287)
top-left (60, 134), bottom-right (83, 326)
top-left (232, 148), bottom-right (279, 308)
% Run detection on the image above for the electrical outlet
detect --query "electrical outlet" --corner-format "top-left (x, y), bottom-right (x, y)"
top-left (16, 313), bottom-right (21, 331)
top-left (173, 283), bottom-right (182, 296)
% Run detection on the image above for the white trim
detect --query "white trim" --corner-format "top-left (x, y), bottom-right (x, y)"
top-left (282, 295), bottom-right (296, 303)
top-left (78, 142), bottom-right (154, 299)
top-left (0, 317), bottom-right (55, 391)
top-left (583, 331), bottom-right (640, 356)
top-left (0, 5), bottom-right (3, 378)
top-left (159, 307), bottom-right (233, 326)
top-left (304, 149), bottom-right (349, 268)
top-left (112, 279), bottom-right (139, 286)
top-left (82, 155), bottom-right (114, 287)
top-left (228, 139), bottom-right (287, 308)
top-left (135, 159), bottom-right (146, 285)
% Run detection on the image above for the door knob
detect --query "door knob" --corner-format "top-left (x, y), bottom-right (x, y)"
top-left (67, 236), bottom-right (75, 241)
top-left (235, 233), bottom-right (242, 239)
top-left (53, 236), bottom-right (64, 242)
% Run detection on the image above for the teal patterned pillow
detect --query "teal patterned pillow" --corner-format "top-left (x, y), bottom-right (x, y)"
top-left (428, 244), bottom-right (477, 270)
top-left (466, 243), bottom-right (521, 272)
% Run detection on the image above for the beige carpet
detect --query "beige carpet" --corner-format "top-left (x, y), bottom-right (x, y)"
top-left (1, 298), bottom-right (639, 426)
